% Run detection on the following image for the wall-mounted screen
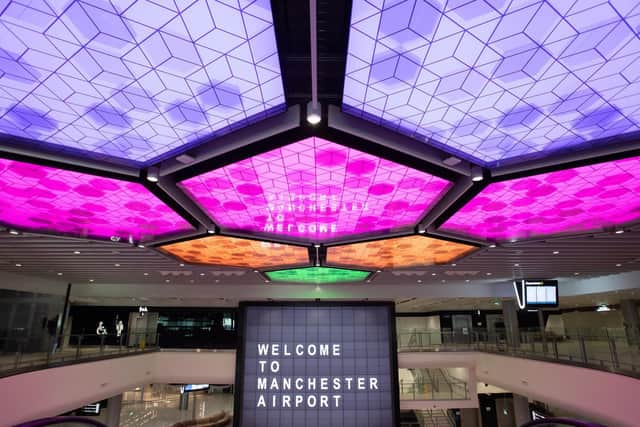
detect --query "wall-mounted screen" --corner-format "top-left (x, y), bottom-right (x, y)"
top-left (235, 302), bottom-right (399, 427)
top-left (514, 280), bottom-right (559, 309)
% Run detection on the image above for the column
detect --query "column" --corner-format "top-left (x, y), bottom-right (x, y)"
top-left (105, 394), bottom-right (122, 427)
top-left (502, 299), bottom-right (520, 349)
top-left (537, 310), bottom-right (548, 353)
top-left (513, 394), bottom-right (531, 427)
top-left (179, 391), bottom-right (189, 410)
top-left (620, 300), bottom-right (640, 346)
top-left (460, 408), bottom-right (481, 427)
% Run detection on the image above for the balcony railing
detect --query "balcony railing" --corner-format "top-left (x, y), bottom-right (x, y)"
top-left (399, 380), bottom-right (469, 401)
top-left (0, 332), bottom-right (159, 377)
top-left (397, 328), bottom-right (640, 378)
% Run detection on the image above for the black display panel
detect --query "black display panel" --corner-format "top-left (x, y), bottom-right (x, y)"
top-left (234, 302), bottom-right (399, 427)
top-left (513, 279), bottom-right (559, 309)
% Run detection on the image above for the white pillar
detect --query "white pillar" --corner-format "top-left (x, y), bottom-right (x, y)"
top-left (502, 299), bottom-right (520, 349)
top-left (105, 394), bottom-right (122, 427)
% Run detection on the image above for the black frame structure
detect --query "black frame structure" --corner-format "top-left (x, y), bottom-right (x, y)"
top-left (232, 301), bottom-right (401, 427)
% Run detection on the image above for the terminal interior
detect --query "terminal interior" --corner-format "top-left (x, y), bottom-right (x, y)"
top-left (1, 1), bottom-right (640, 426)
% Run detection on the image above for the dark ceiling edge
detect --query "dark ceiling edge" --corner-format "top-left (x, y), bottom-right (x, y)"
top-left (158, 106), bottom-right (301, 176)
top-left (156, 176), bottom-right (213, 228)
top-left (327, 105), bottom-right (474, 177)
top-left (491, 143), bottom-right (640, 181)
top-left (418, 177), bottom-right (474, 231)
top-left (0, 145), bottom-right (140, 181)
top-left (0, 135), bottom-right (140, 177)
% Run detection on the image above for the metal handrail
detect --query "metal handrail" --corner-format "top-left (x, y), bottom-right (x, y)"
top-left (520, 418), bottom-right (606, 427)
top-left (13, 416), bottom-right (108, 427)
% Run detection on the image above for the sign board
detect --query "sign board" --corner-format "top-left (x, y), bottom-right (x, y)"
top-left (234, 302), bottom-right (399, 427)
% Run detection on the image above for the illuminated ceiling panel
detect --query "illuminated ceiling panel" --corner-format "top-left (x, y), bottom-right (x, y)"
top-left (0, 0), bottom-right (284, 164)
top-left (327, 235), bottom-right (477, 269)
top-left (344, 0), bottom-right (640, 165)
top-left (440, 156), bottom-right (640, 241)
top-left (265, 266), bottom-right (371, 284)
top-left (159, 235), bottom-right (309, 269)
top-left (179, 137), bottom-right (452, 242)
top-left (0, 157), bottom-right (193, 241)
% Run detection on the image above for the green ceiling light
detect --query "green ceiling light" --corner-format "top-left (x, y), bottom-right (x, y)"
top-left (265, 266), bottom-right (371, 284)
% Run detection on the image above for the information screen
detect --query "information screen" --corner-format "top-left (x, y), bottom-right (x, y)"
top-left (514, 279), bottom-right (559, 308)
top-left (235, 303), bottom-right (399, 427)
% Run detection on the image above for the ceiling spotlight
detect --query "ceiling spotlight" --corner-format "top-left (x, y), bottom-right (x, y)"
top-left (431, 273), bottom-right (437, 276)
top-left (143, 272), bottom-right (149, 276)
top-left (489, 244), bottom-right (496, 248)
top-left (306, 101), bottom-right (321, 125)
top-left (89, 279), bottom-right (94, 283)
top-left (265, 280), bottom-right (271, 283)
top-left (200, 273), bottom-right (205, 276)
top-left (616, 263), bottom-right (622, 267)
top-left (417, 279), bottom-right (422, 283)
top-left (15, 263), bottom-right (22, 267)
top-left (165, 279), bottom-right (170, 283)
top-left (366, 280), bottom-right (371, 283)
top-left (179, 263), bottom-right (185, 267)
top-left (73, 251), bottom-right (81, 255)
top-left (253, 270), bottom-right (259, 273)
top-left (514, 263), bottom-right (520, 267)
top-left (574, 272), bottom-right (580, 275)
top-left (552, 250), bottom-right (560, 255)
top-left (418, 229), bottom-right (426, 234)
top-left (314, 244), bottom-right (321, 248)
top-left (615, 228), bottom-right (625, 234)
top-left (57, 272), bottom-right (63, 276)
top-left (207, 229), bottom-right (216, 234)
top-left (471, 165), bottom-right (483, 182)
top-left (465, 279), bottom-right (470, 283)
top-left (486, 272), bottom-right (492, 276)
top-left (137, 244), bottom-right (145, 248)
top-left (376, 270), bottom-right (382, 273)
top-left (9, 229), bottom-right (19, 235)
top-left (146, 166), bottom-right (159, 183)
top-left (451, 263), bottom-right (457, 267)
top-left (114, 263), bottom-right (120, 267)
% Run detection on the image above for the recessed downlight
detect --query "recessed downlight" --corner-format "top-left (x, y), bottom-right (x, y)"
top-left (15, 263), bottom-right (22, 267)
top-left (73, 251), bottom-right (81, 255)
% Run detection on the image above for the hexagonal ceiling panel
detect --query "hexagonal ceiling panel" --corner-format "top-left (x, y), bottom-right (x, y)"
top-left (158, 235), bottom-right (309, 269)
top-left (0, 0), bottom-right (284, 165)
top-left (0, 157), bottom-right (193, 241)
top-left (440, 155), bottom-right (640, 242)
top-left (265, 266), bottom-right (371, 284)
top-left (344, 0), bottom-right (640, 165)
top-left (326, 235), bottom-right (477, 269)
top-left (179, 136), bottom-right (453, 243)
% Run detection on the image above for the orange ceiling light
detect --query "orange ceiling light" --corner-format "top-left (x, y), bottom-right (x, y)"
top-left (326, 235), bottom-right (477, 269)
top-left (159, 236), bottom-right (310, 269)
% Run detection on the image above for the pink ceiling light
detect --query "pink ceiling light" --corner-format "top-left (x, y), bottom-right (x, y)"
top-left (179, 137), bottom-right (452, 241)
top-left (0, 158), bottom-right (193, 241)
top-left (440, 156), bottom-right (640, 241)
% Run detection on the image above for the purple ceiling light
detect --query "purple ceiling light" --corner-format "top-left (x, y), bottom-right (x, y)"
top-left (440, 156), bottom-right (640, 241)
top-left (179, 137), bottom-right (452, 242)
top-left (344, 1), bottom-right (640, 165)
top-left (0, 158), bottom-right (193, 241)
top-left (0, 0), bottom-right (284, 164)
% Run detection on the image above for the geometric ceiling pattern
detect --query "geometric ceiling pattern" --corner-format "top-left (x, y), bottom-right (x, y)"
top-left (440, 155), bottom-right (640, 242)
top-left (264, 266), bottom-right (371, 284)
top-left (326, 235), bottom-right (477, 269)
top-left (179, 137), bottom-right (453, 243)
top-left (344, 0), bottom-right (640, 165)
top-left (0, 157), bottom-right (193, 242)
top-left (158, 235), bottom-right (309, 269)
top-left (0, 0), bottom-right (284, 164)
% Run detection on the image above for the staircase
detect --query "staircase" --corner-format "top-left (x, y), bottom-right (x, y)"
top-left (415, 409), bottom-right (455, 427)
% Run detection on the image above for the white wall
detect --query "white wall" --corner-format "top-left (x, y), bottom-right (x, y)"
top-left (396, 316), bottom-right (442, 345)
top-left (560, 310), bottom-right (623, 333)
top-left (0, 351), bottom-right (236, 427)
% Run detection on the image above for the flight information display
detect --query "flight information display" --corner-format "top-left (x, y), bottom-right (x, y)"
top-left (514, 280), bottom-right (559, 309)
top-left (235, 303), bottom-right (398, 427)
